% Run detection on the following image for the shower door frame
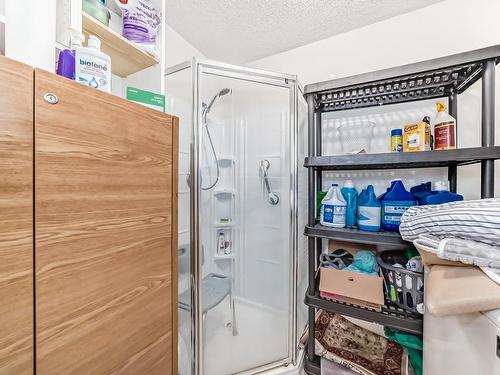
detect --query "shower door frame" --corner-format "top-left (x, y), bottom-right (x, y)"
top-left (166, 59), bottom-right (302, 375)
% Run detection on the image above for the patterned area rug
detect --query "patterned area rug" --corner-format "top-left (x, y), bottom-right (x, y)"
top-left (315, 311), bottom-right (408, 375)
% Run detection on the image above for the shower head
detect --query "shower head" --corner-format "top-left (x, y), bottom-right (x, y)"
top-left (203, 88), bottom-right (232, 119)
top-left (200, 87), bottom-right (232, 191)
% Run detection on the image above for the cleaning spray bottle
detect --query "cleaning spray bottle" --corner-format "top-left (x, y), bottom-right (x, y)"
top-left (56, 31), bottom-right (84, 80)
top-left (320, 184), bottom-right (347, 228)
top-left (433, 101), bottom-right (456, 150)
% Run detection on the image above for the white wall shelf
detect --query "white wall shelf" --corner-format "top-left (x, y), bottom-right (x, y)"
top-left (82, 13), bottom-right (159, 78)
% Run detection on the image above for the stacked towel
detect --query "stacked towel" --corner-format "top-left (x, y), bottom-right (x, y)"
top-left (400, 199), bottom-right (500, 284)
top-left (400, 198), bottom-right (500, 246)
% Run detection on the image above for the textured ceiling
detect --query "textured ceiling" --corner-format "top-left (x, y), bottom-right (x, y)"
top-left (166, 0), bottom-right (442, 64)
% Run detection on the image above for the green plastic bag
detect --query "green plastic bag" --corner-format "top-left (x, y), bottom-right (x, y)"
top-left (385, 327), bottom-right (423, 375)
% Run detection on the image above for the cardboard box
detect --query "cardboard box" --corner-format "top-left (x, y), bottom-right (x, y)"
top-left (320, 240), bottom-right (384, 311)
top-left (403, 120), bottom-right (431, 152)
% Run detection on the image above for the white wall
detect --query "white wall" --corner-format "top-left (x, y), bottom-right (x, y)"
top-left (250, 0), bottom-right (500, 199)
top-left (5, 0), bottom-right (56, 71)
top-left (250, 0), bottom-right (500, 85)
top-left (165, 24), bottom-right (205, 68)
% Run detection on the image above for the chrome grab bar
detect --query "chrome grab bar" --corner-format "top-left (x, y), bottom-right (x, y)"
top-left (260, 160), bottom-right (280, 205)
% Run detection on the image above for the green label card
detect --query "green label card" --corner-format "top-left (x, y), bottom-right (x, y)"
top-left (126, 87), bottom-right (166, 112)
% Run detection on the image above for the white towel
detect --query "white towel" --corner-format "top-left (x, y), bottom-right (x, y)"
top-left (413, 234), bottom-right (500, 285)
top-left (437, 237), bottom-right (500, 269)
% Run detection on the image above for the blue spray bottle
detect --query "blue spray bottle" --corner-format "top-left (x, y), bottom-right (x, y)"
top-left (341, 180), bottom-right (358, 228)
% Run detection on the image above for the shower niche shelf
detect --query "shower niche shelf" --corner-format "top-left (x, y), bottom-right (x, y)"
top-left (213, 189), bottom-right (235, 199)
top-left (213, 221), bottom-right (234, 227)
top-left (214, 227), bottom-right (233, 261)
top-left (213, 194), bottom-right (234, 235)
top-left (213, 254), bottom-right (234, 261)
top-left (218, 157), bottom-right (235, 168)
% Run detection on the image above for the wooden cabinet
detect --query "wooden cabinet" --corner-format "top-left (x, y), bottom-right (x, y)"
top-left (0, 54), bottom-right (34, 375)
top-left (0, 56), bottom-right (178, 375)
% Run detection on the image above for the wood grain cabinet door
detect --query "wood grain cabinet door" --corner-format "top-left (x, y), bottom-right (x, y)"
top-left (34, 70), bottom-right (178, 375)
top-left (0, 57), bottom-right (34, 374)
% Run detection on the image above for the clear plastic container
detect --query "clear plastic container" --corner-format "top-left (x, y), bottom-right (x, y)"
top-left (337, 120), bottom-right (375, 154)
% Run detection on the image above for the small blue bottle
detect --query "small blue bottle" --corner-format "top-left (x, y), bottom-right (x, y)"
top-left (381, 179), bottom-right (416, 231)
top-left (358, 185), bottom-right (381, 232)
top-left (341, 180), bottom-right (358, 228)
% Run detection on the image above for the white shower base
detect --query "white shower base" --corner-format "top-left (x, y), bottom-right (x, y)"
top-left (178, 297), bottom-right (304, 375)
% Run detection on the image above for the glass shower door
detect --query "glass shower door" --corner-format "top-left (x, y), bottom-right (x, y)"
top-left (196, 66), bottom-right (294, 375)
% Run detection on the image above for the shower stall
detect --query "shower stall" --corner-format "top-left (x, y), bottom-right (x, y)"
top-left (166, 60), bottom-right (308, 375)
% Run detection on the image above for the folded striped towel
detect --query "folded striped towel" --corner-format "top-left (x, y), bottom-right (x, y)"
top-left (400, 198), bottom-right (500, 246)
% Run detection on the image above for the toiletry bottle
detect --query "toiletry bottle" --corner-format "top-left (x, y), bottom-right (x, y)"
top-left (341, 180), bottom-right (358, 228)
top-left (419, 181), bottom-right (463, 205)
top-left (115, 0), bottom-right (161, 57)
top-left (218, 232), bottom-right (225, 255)
top-left (56, 49), bottom-right (76, 80)
top-left (320, 184), bottom-right (347, 228)
top-left (380, 179), bottom-right (416, 231)
top-left (56, 32), bottom-right (84, 80)
top-left (224, 239), bottom-right (231, 255)
top-left (358, 185), bottom-right (381, 232)
top-left (433, 101), bottom-right (456, 150)
top-left (75, 35), bottom-right (112, 93)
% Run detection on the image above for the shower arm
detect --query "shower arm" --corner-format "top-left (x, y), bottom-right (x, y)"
top-left (260, 160), bottom-right (280, 205)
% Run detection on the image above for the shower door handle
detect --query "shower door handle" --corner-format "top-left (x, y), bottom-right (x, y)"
top-left (260, 160), bottom-right (280, 205)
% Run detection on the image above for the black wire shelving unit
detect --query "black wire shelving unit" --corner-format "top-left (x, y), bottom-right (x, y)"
top-left (303, 45), bottom-right (500, 374)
